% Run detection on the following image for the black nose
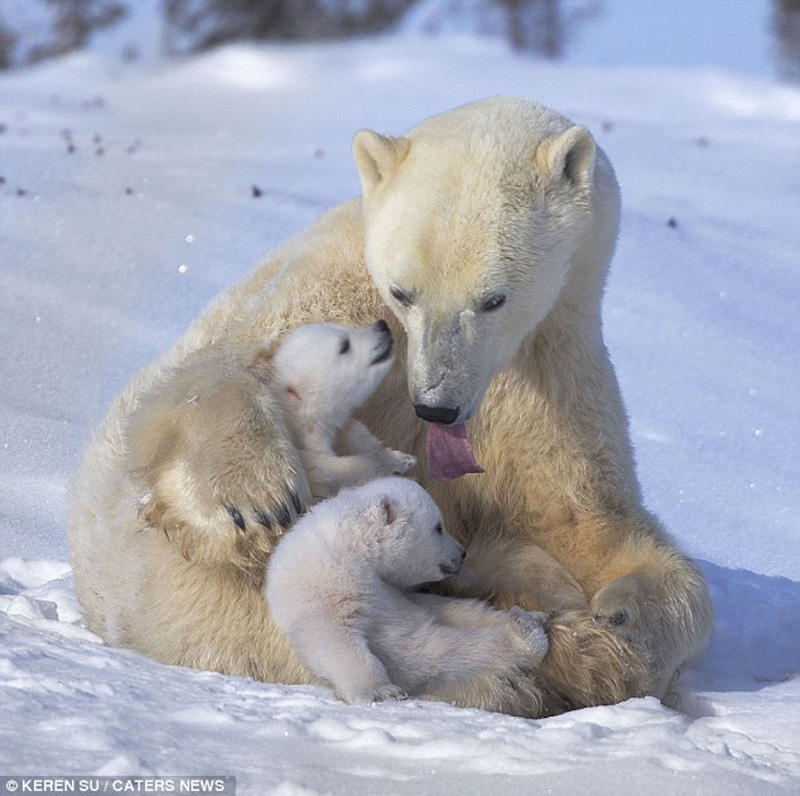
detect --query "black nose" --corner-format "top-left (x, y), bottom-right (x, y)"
top-left (372, 319), bottom-right (389, 333)
top-left (414, 404), bottom-right (459, 425)
top-left (460, 548), bottom-right (467, 560)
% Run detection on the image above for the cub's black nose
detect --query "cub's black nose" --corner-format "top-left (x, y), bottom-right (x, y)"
top-left (373, 319), bottom-right (389, 333)
top-left (414, 404), bottom-right (459, 425)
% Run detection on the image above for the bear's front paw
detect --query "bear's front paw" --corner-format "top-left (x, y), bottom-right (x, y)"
top-left (590, 573), bottom-right (648, 643)
top-left (387, 450), bottom-right (417, 475)
top-left (510, 606), bottom-right (549, 665)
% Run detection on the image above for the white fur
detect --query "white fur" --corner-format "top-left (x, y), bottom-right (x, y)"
top-left (68, 97), bottom-right (712, 715)
top-left (272, 321), bottom-right (415, 501)
top-left (266, 477), bottom-right (548, 704)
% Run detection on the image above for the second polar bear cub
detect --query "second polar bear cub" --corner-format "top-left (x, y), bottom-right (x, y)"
top-left (272, 320), bottom-right (416, 501)
top-left (267, 477), bottom-right (550, 705)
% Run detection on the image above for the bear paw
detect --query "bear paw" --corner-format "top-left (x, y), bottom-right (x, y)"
top-left (510, 606), bottom-right (550, 665)
top-left (590, 573), bottom-right (647, 644)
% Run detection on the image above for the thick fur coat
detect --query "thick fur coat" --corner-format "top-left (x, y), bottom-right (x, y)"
top-left (68, 97), bottom-right (712, 716)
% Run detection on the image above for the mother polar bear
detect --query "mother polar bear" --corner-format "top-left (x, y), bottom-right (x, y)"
top-left (69, 96), bottom-right (712, 717)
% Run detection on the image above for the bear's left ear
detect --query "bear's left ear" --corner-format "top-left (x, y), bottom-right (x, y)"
top-left (379, 497), bottom-right (396, 525)
top-left (534, 126), bottom-right (596, 188)
top-left (352, 130), bottom-right (411, 196)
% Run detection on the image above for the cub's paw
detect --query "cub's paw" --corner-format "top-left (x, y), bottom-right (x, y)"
top-left (386, 449), bottom-right (417, 475)
top-left (510, 606), bottom-right (549, 665)
top-left (340, 682), bottom-right (407, 705)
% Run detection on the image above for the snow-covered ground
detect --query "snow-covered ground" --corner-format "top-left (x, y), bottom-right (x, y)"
top-left (1, 23), bottom-right (799, 796)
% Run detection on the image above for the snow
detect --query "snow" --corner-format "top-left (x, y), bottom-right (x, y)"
top-left (1, 13), bottom-right (800, 796)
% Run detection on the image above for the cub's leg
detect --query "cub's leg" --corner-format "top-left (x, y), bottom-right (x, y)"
top-left (289, 613), bottom-right (405, 704)
top-left (340, 420), bottom-right (417, 476)
top-left (128, 346), bottom-right (309, 578)
top-left (373, 593), bottom-right (551, 718)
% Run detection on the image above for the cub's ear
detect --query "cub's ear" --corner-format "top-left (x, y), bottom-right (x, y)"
top-left (352, 130), bottom-right (411, 196)
top-left (535, 126), bottom-right (596, 188)
top-left (379, 496), bottom-right (396, 525)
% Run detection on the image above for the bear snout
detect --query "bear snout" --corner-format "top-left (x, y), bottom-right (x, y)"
top-left (439, 548), bottom-right (465, 577)
top-left (370, 327), bottom-right (394, 365)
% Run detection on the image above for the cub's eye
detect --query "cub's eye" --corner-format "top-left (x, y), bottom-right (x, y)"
top-left (339, 337), bottom-right (350, 355)
top-left (389, 284), bottom-right (413, 308)
top-left (479, 294), bottom-right (506, 312)
top-left (434, 522), bottom-right (443, 535)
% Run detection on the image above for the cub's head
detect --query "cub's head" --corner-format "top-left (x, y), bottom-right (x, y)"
top-left (273, 320), bottom-right (394, 429)
top-left (345, 477), bottom-right (465, 588)
top-left (353, 97), bottom-right (619, 441)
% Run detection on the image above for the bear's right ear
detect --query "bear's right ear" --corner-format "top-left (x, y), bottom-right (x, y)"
top-left (379, 497), bottom-right (396, 526)
top-left (534, 126), bottom-right (596, 189)
top-left (352, 130), bottom-right (411, 196)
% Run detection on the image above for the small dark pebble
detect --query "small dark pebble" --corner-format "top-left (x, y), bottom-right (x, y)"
top-left (93, 134), bottom-right (102, 144)
top-left (251, 184), bottom-right (263, 198)
top-left (126, 139), bottom-right (141, 155)
top-left (0, 176), bottom-right (5, 184)
top-left (16, 188), bottom-right (26, 196)
top-left (602, 120), bottom-right (614, 133)
top-left (125, 187), bottom-right (134, 195)
top-left (313, 147), bottom-right (324, 159)
top-left (667, 217), bottom-right (678, 229)
top-left (82, 96), bottom-right (106, 111)
top-left (0, 123), bottom-right (6, 135)
top-left (67, 143), bottom-right (76, 153)
top-left (96, 147), bottom-right (104, 156)
top-left (695, 136), bottom-right (710, 147)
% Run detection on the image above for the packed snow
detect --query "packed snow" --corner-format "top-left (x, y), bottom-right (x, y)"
top-left (1, 13), bottom-right (800, 796)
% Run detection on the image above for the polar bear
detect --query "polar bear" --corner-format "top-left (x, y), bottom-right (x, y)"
top-left (272, 320), bottom-right (416, 501)
top-left (69, 96), bottom-right (712, 716)
top-left (267, 477), bottom-right (549, 707)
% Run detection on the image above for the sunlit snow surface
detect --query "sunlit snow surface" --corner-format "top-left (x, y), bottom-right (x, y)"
top-left (1, 34), bottom-right (799, 794)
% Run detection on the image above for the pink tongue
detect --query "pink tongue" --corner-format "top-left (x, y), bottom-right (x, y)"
top-left (426, 423), bottom-right (484, 481)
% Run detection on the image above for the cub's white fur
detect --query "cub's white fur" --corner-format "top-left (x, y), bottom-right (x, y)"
top-left (272, 321), bottom-right (415, 501)
top-left (266, 477), bottom-right (549, 705)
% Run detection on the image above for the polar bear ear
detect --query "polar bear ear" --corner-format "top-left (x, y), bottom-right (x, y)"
top-left (352, 130), bottom-right (411, 195)
top-left (535, 126), bottom-right (596, 188)
top-left (379, 497), bottom-right (396, 525)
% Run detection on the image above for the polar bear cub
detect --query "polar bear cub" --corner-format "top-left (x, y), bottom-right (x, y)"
top-left (272, 320), bottom-right (415, 501)
top-left (266, 476), bottom-right (549, 705)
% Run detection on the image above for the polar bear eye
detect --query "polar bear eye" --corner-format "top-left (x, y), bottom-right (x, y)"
top-left (339, 337), bottom-right (351, 355)
top-left (479, 294), bottom-right (506, 312)
top-left (389, 284), bottom-right (413, 308)
top-left (434, 522), bottom-right (443, 535)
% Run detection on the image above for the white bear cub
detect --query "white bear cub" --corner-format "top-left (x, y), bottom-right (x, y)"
top-left (266, 476), bottom-right (549, 705)
top-left (272, 320), bottom-right (415, 501)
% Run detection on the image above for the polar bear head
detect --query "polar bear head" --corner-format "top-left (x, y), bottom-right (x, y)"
top-left (336, 477), bottom-right (466, 588)
top-left (352, 96), bottom-right (620, 478)
top-left (272, 320), bottom-right (394, 434)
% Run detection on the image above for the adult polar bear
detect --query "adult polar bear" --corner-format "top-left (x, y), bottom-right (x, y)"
top-left (69, 96), bottom-right (712, 716)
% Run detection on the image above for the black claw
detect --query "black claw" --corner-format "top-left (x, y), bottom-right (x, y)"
top-left (227, 506), bottom-right (246, 531)
top-left (254, 508), bottom-right (272, 531)
top-left (290, 489), bottom-right (302, 515)
top-left (274, 502), bottom-right (291, 528)
top-left (609, 610), bottom-right (628, 627)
